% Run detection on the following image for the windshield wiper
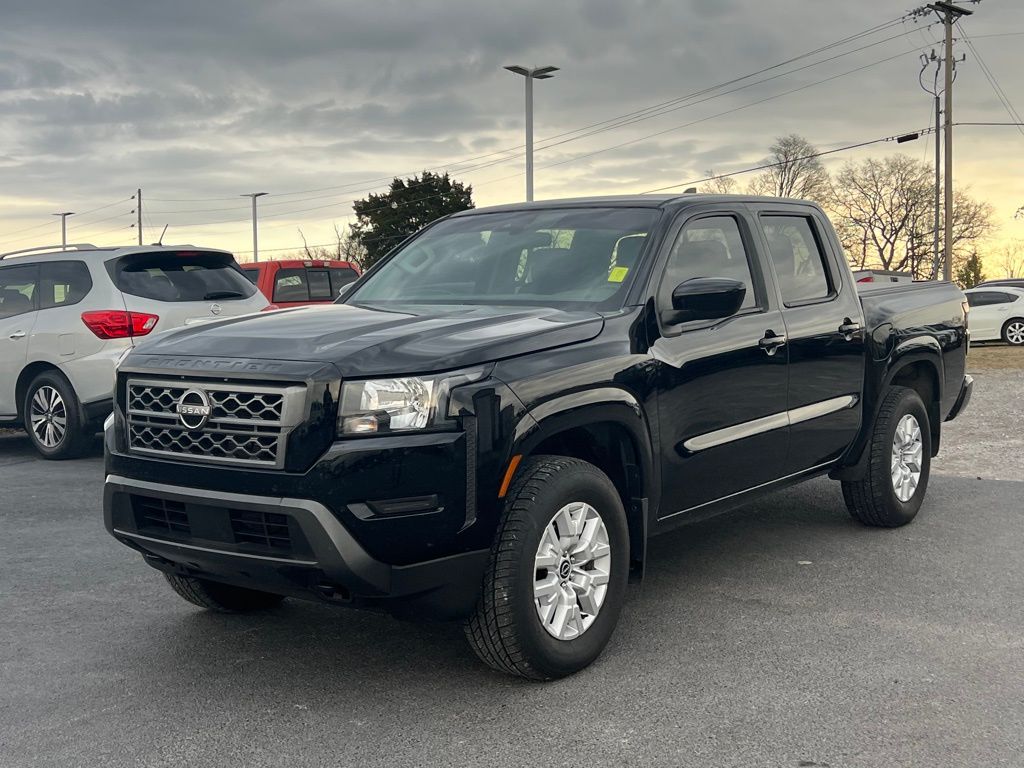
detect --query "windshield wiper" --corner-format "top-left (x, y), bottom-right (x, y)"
top-left (203, 290), bottom-right (247, 300)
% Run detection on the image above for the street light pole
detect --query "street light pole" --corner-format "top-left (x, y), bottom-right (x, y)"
top-left (504, 65), bottom-right (559, 202)
top-left (52, 212), bottom-right (74, 250)
top-left (241, 192), bottom-right (268, 262)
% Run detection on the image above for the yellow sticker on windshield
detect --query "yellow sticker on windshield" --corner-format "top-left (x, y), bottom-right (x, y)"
top-left (608, 266), bottom-right (629, 283)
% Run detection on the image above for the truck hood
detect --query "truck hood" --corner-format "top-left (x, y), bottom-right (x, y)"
top-left (130, 303), bottom-right (604, 377)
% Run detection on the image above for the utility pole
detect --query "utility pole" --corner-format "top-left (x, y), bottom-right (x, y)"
top-left (136, 188), bottom-right (143, 245)
top-left (919, 51), bottom-right (943, 279)
top-left (503, 65), bottom-right (559, 202)
top-left (927, 1), bottom-right (975, 281)
top-left (241, 192), bottom-right (268, 262)
top-left (52, 212), bottom-right (74, 250)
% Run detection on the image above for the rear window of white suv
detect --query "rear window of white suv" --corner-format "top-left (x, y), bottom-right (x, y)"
top-left (108, 251), bottom-right (258, 303)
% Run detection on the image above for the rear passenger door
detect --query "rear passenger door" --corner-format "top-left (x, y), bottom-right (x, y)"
top-left (755, 207), bottom-right (866, 473)
top-left (31, 260), bottom-right (99, 367)
top-left (0, 264), bottom-right (40, 418)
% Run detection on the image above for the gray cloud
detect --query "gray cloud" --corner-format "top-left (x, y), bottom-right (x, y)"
top-left (1, 0), bottom-right (1022, 252)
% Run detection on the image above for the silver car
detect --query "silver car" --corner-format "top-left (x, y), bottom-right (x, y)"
top-left (0, 244), bottom-right (269, 458)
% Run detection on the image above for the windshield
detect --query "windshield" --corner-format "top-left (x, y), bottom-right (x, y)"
top-left (347, 207), bottom-right (660, 310)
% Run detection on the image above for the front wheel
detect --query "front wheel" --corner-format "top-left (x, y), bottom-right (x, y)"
top-left (841, 386), bottom-right (931, 527)
top-left (464, 456), bottom-right (629, 680)
top-left (1002, 318), bottom-right (1024, 346)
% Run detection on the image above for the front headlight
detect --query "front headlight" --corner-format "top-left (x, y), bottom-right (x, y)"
top-left (337, 367), bottom-right (488, 436)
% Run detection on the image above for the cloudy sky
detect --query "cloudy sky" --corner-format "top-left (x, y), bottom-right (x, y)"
top-left (1, 0), bottom-right (1022, 262)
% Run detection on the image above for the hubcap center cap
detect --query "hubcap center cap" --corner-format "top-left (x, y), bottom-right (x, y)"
top-left (557, 559), bottom-right (572, 580)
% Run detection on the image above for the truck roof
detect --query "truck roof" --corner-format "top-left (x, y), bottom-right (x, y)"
top-left (458, 193), bottom-right (821, 216)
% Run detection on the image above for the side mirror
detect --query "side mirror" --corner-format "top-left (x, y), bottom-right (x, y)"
top-left (664, 277), bottom-right (746, 325)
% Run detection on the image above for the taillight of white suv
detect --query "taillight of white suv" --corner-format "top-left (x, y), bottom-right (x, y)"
top-left (81, 310), bottom-right (159, 339)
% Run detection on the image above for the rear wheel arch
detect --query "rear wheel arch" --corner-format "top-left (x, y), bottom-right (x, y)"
top-left (15, 361), bottom-right (65, 421)
top-left (886, 358), bottom-right (941, 455)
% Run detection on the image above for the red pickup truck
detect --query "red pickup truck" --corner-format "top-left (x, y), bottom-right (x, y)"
top-left (241, 259), bottom-right (361, 307)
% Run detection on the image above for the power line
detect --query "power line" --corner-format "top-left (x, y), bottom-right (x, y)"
top-left (956, 23), bottom-right (1024, 139)
top-left (639, 128), bottom-right (933, 194)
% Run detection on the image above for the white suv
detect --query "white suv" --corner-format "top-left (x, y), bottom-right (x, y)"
top-left (0, 244), bottom-right (269, 459)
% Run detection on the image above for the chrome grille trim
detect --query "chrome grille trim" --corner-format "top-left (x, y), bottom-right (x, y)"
top-left (126, 378), bottom-right (306, 469)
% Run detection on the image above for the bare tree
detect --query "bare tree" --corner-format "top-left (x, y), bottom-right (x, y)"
top-left (747, 134), bottom-right (831, 202)
top-left (999, 240), bottom-right (1024, 278)
top-left (828, 154), bottom-right (994, 279)
top-left (701, 170), bottom-right (738, 195)
top-left (295, 224), bottom-right (368, 268)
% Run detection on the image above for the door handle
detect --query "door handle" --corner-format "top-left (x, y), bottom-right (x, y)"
top-left (758, 330), bottom-right (787, 356)
top-left (838, 319), bottom-right (861, 340)
top-left (8, 331), bottom-right (26, 340)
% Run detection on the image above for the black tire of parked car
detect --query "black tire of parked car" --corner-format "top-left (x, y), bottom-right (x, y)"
top-left (841, 386), bottom-right (931, 528)
top-left (23, 370), bottom-right (93, 460)
top-left (464, 455), bottom-right (629, 680)
top-left (163, 573), bottom-right (287, 612)
top-left (1001, 318), bottom-right (1024, 346)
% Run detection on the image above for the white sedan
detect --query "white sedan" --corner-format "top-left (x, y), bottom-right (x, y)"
top-left (964, 286), bottom-right (1024, 346)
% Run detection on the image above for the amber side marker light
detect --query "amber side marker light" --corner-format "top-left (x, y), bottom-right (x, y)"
top-left (498, 454), bottom-right (523, 498)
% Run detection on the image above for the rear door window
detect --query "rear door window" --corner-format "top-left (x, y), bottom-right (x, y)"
top-left (0, 264), bottom-right (38, 319)
top-left (39, 261), bottom-right (93, 309)
top-left (111, 251), bottom-right (257, 302)
top-left (762, 216), bottom-right (834, 305)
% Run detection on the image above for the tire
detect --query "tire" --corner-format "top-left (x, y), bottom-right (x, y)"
top-left (464, 456), bottom-right (630, 680)
top-left (23, 370), bottom-right (93, 460)
top-left (841, 386), bottom-right (931, 527)
top-left (163, 573), bottom-right (286, 613)
top-left (1001, 318), bottom-right (1024, 346)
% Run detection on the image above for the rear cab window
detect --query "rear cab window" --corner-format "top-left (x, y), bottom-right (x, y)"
top-left (108, 251), bottom-right (257, 302)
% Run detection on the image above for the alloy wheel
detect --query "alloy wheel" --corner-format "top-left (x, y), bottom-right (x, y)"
top-left (1005, 321), bottom-right (1024, 346)
top-left (890, 413), bottom-right (923, 503)
top-left (29, 386), bottom-right (67, 448)
top-left (533, 501), bottom-right (612, 641)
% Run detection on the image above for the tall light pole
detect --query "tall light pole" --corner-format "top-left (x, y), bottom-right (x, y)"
top-left (52, 212), bottom-right (74, 250)
top-left (241, 192), bottom-right (268, 262)
top-left (504, 65), bottom-right (559, 202)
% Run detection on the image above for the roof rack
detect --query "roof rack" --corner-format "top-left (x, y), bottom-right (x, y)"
top-left (0, 243), bottom-right (99, 260)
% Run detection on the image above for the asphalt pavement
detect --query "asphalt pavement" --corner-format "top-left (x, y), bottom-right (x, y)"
top-left (1, 355), bottom-right (1021, 768)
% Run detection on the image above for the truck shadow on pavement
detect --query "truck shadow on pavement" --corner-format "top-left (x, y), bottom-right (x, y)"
top-left (122, 478), bottom-right (866, 698)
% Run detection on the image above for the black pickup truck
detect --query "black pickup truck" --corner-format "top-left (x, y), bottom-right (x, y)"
top-left (104, 195), bottom-right (972, 680)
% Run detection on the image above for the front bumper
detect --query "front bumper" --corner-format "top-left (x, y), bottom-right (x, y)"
top-left (945, 374), bottom-right (973, 422)
top-left (104, 475), bottom-right (489, 619)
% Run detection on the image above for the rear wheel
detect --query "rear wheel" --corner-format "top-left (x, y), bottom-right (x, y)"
top-left (1002, 318), bottom-right (1024, 346)
top-left (841, 386), bottom-right (931, 527)
top-left (23, 371), bottom-right (92, 460)
top-left (163, 573), bottom-right (286, 613)
top-left (464, 456), bottom-right (629, 680)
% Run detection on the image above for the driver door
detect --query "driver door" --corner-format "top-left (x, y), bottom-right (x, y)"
top-left (650, 209), bottom-right (790, 518)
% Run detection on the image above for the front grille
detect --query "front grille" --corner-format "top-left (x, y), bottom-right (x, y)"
top-left (126, 379), bottom-right (305, 468)
top-left (133, 495), bottom-right (190, 535)
top-left (230, 509), bottom-right (292, 551)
